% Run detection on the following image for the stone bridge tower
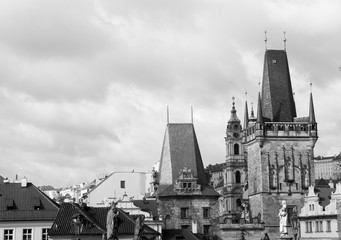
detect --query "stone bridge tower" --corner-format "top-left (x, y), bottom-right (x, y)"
top-left (244, 49), bottom-right (318, 230)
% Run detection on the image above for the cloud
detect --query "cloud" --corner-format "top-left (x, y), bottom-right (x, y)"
top-left (0, 0), bottom-right (340, 187)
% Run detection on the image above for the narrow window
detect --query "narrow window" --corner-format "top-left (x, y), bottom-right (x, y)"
top-left (315, 221), bottom-right (319, 232)
top-left (327, 220), bottom-right (331, 232)
top-left (203, 225), bottom-right (211, 235)
top-left (120, 180), bottom-right (125, 189)
top-left (181, 208), bottom-right (189, 219)
top-left (203, 207), bottom-right (210, 218)
top-left (234, 143), bottom-right (240, 155)
top-left (236, 171), bottom-right (241, 184)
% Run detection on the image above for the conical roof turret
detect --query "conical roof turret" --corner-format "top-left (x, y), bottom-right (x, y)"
top-left (244, 101), bottom-right (249, 128)
top-left (228, 97), bottom-right (240, 123)
top-left (257, 92), bottom-right (263, 123)
top-left (309, 92), bottom-right (316, 124)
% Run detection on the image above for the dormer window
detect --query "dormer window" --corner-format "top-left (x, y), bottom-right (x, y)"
top-left (272, 59), bottom-right (277, 64)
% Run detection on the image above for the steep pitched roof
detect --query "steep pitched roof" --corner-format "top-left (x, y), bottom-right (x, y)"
top-left (261, 50), bottom-right (297, 122)
top-left (0, 182), bottom-right (59, 221)
top-left (158, 124), bottom-right (208, 187)
top-left (49, 203), bottom-right (159, 237)
top-left (162, 229), bottom-right (200, 240)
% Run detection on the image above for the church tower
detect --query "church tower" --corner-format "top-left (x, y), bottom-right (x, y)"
top-left (244, 49), bottom-right (318, 229)
top-left (220, 98), bottom-right (247, 223)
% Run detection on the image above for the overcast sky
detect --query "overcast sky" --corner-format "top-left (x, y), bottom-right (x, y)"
top-left (0, 0), bottom-right (340, 188)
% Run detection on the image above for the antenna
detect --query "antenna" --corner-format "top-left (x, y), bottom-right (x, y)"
top-left (191, 106), bottom-right (193, 124)
top-left (283, 31), bottom-right (287, 51)
top-left (264, 31), bottom-right (268, 50)
top-left (167, 106), bottom-right (169, 124)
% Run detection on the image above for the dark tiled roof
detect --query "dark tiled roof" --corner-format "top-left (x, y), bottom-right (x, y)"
top-left (261, 50), bottom-right (297, 122)
top-left (313, 179), bottom-right (335, 208)
top-left (0, 182), bottom-right (59, 221)
top-left (49, 203), bottom-right (159, 237)
top-left (162, 229), bottom-right (200, 240)
top-left (133, 199), bottom-right (159, 219)
top-left (158, 124), bottom-right (208, 187)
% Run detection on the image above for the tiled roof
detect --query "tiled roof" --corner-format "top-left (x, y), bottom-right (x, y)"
top-left (158, 124), bottom-right (209, 187)
top-left (133, 199), bottom-right (159, 219)
top-left (49, 203), bottom-right (159, 237)
top-left (162, 229), bottom-right (200, 240)
top-left (0, 182), bottom-right (59, 221)
top-left (215, 179), bottom-right (224, 189)
top-left (261, 50), bottom-right (297, 122)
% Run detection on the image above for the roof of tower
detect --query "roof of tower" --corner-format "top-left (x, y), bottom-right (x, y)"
top-left (156, 123), bottom-right (218, 197)
top-left (228, 99), bottom-right (240, 123)
top-left (261, 50), bottom-right (297, 122)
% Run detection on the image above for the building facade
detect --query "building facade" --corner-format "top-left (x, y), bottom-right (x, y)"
top-left (0, 179), bottom-right (59, 240)
top-left (314, 154), bottom-right (341, 180)
top-left (299, 182), bottom-right (341, 239)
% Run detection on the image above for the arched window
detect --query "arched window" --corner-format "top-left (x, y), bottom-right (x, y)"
top-left (235, 171), bottom-right (241, 184)
top-left (234, 143), bottom-right (239, 155)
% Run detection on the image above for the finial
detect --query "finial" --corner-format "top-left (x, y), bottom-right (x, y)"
top-left (258, 81), bottom-right (261, 92)
top-left (167, 106), bottom-right (169, 124)
top-left (264, 31), bottom-right (267, 50)
top-left (283, 31), bottom-right (287, 51)
top-left (245, 90), bottom-right (248, 100)
top-left (232, 96), bottom-right (235, 107)
top-left (310, 82), bottom-right (313, 93)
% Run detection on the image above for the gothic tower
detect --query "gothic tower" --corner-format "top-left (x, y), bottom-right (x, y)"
top-left (220, 99), bottom-right (247, 223)
top-left (244, 49), bottom-right (318, 229)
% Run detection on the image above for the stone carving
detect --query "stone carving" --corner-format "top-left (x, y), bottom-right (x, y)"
top-left (278, 200), bottom-right (288, 236)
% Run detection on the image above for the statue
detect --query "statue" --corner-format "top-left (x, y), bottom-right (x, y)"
top-left (107, 202), bottom-right (120, 240)
top-left (278, 200), bottom-right (288, 236)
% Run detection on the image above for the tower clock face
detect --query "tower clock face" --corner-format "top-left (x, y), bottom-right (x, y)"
top-left (233, 124), bottom-right (239, 131)
top-left (233, 132), bottom-right (240, 139)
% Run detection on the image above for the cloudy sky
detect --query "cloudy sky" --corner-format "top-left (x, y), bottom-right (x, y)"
top-left (0, 0), bottom-right (340, 188)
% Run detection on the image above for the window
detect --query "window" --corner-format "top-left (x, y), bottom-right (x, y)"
top-left (120, 180), bottom-right (125, 189)
top-left (327, 220), bottom-right (331, 232)
top-left (234, 143), bottom-right (240, 155)
top-left (203, 225), bottom-right (211, 235)
top-left (320, 221), bottom-right (323, 232)
top-left (42, 228), bottom-right (49, 240)
top-left (4, 229), bottom-right (14, 240)
top-left (203, 207), bottom-right (210, 218)
top-left (306, 221), bottom-right (312, 233)
top-left (279, 183), bottom-right (282, 190)
top-left (180, 208), bottom-right (189, 219)
top-left (315, 221), bottom-right (319, 232)
top-left (235, 171), bottom-right (241, 183)
top-left (23, 229), bottom-right (32, 240)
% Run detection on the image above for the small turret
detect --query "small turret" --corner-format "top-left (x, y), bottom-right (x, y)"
top-left (257, 92), bottom-right (263, 123)
top-left (309, 92), bottom-right (316, 124)
top-left (244, 101), bottom-right (249, 129)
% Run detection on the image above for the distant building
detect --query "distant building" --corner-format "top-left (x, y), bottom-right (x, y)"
top-left (155, 123), bottom-right (220, 236)
top-left (82, 172), bottom-right (149, 207)
top-left (205, 163), bottom-right (225, 188)
top-left (0, 178), bottom-right (59, 240)
top-left (299, 179), bottom-right (341, 239)
top-left (314, 154), bottom-right (341, 180)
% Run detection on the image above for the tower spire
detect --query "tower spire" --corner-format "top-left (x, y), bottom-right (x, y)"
top-left (257, 92), bottom-right (263, 123)
top-left (309, 86), bottom-right (316, 124)
top-left (244, 92), bottom-right (249, 129)
top-left (228, 97), bottom-right (240, 123)
top-left (283, 31), bottom-right (287, 51)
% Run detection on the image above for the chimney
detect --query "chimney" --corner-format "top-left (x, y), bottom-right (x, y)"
top-left (4, 178), bottom-right (10, 183)
top-left (21, 178), bottom-right (28, 188)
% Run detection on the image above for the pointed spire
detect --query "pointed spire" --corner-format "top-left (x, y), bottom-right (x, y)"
top-left (309, 92), bottom-right (316, 124)
top-left (257, 92), bottom-right (263, 123)
top-left (244, 100), bottom-right (249, 129)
